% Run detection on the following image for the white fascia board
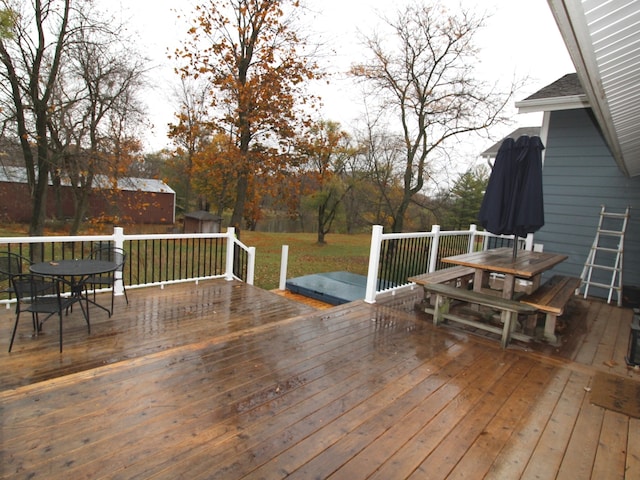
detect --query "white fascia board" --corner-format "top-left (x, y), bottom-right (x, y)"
top-left (515, 94), bottom-right (590, 113)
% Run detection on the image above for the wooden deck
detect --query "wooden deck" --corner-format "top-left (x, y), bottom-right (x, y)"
top-left (1, 279), bottom-right (639, 479)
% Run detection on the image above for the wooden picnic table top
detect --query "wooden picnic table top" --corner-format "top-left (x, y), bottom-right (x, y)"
top-left (442, 247), bottom-right (568, 279)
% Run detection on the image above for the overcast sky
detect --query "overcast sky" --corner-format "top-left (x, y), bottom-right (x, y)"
top-left (110, 0), bottom-right (574, 168)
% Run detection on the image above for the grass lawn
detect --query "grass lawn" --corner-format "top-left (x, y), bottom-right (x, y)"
top-left (241, 232), bottom-right (372, 291)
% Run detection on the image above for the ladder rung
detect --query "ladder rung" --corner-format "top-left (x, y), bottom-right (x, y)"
top-left (597, 229), bottom-right (624, 236)
top-left (601, 212), bottom-right (628, 218)
top-left (592, 247), bottom-right (621, 253)
top-left (584, 281), bottom-right (622, 290)
top-left (585, 259), bottom-right (622, 270)
top-left (584, 268), bottom-right (620, 273)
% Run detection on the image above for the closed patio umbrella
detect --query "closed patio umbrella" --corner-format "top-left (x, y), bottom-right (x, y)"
top-left (509, 135), bottom-right (545, 238)
top-left (478, 134), bottom-right (545, 258)
top-left (477, 137), bottom-right (516, 235)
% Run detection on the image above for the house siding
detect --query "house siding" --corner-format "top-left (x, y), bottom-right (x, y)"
top-left (534, 108), bottom-right (640, 299)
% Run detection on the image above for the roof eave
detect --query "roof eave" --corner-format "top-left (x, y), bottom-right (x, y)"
top-left (546, 0), bottom-right (631, 177)
top-left (515, 94), bottom-right (590, 113)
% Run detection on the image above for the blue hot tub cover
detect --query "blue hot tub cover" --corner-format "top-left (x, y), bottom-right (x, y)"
top-left (285, 271), bottom-right (367, 305)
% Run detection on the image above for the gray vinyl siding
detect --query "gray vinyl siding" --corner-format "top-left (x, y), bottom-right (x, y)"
top-left (533, 108), bottom-right (640, 300)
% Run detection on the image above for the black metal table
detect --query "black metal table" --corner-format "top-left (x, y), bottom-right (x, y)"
top-left (30, 259), bottom-right (118, 319)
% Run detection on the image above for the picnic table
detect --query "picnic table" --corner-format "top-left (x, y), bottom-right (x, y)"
top-left (411, 247), bottom-right (575, 346)
top-left (442, 247), bottom-right (568, 299)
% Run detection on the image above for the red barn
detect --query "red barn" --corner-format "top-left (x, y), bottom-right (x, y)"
top-left (0, 166), bottom-right (175, 224)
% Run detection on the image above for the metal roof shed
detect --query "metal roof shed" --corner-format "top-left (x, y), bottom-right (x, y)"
top-left (183, 211), bottom-right (222, 233)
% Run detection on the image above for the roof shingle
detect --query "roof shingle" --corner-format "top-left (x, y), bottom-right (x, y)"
top-left (522, 73), bottom-right (583, 101)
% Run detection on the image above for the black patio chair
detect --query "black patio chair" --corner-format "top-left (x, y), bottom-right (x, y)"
top-left (0, 252), bottom-right (51, 315)
top-left (0, 252), bottom-right (33, 296)
top-left (8, 273), bottom-right (85, 353)
top-left (84, 246), bottom-right (129, 315)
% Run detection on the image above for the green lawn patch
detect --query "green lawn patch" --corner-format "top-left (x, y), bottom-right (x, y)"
top-left (242, 232), bottom-right (371, 290)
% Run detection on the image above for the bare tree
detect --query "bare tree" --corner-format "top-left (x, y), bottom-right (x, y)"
top-left (49, 21), bottom-right (147, 233)
top-left (0, 0), bottom-right (147, 234)
top-left (167, 78), bottom-right (213, 213)
top-left (351, 1), bottom-right (516, 232)
top-left (0, 0), bottom-right (72, 235)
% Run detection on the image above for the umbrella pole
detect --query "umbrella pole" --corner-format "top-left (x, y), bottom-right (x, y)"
top-left (512, 236), bottom-right (518, 260)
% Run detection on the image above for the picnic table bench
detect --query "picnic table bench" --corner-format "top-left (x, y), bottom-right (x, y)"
top-left (408, 266), bottom-right (475, 287)
top-left (520, 275), bottom-right (581, 344)
top-left (408, 266), bottom-right (475, 313)
top-left (414, 282), bottom-right (538, 348)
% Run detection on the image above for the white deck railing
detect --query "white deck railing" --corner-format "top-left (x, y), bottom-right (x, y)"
top-left (0, 226), bottom-right (255, 308)
top-left (2, 223), bottom-right (533, 308)
top-left (364, 224), bottom-right (534, 303)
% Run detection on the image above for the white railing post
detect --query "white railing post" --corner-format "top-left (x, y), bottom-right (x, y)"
top-left (428, 225), bottom-right (440, 273)
top-left (279, 245), bottom-right (289, 290)
top-left (525, 233), bottom-right (534, 251)
top-left (468, 224), bottom-right (478, 253)
top-left (113, 226), bottom-right (125, 296)
top-left (246, 246), bottom-right (255, 285)
top-left (225, 227), bottom-right (236, 281)
top-left (364, 225), bottom-right (384, 304)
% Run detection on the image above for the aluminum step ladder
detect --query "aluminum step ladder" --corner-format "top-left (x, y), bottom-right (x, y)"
top-left (579, 205), bottom-right (630, 306)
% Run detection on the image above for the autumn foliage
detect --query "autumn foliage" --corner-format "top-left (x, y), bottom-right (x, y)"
top-left (174, 0), bottom-right (322, 233)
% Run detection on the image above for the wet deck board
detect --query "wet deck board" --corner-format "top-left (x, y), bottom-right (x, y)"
top-left (0, 279), bottom-right (639, 479)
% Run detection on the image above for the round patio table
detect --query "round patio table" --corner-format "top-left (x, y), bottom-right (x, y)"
top-left (30, 259), bottom-right (117, 277)
top-left (30, 259), bottom-right (118, 319)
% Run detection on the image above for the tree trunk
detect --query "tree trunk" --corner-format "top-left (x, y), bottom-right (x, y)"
top-left (230, 173), bottom-right (248, 238)
top-left (392, 194), bottom-right (411, 233)
top-left (69, 186), bottom-right (91, 236)
top-left (51, 173), bottom-right (64, 220)
top-left (29, 114), bottom-right (51, 236)
top-left (29, 175), bottom-right (48, 236)
top-left (317, 203), bottom-right (326, 244)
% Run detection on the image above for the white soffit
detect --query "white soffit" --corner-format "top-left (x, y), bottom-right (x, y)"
top-left (548, 0), bottom-right (640, 177)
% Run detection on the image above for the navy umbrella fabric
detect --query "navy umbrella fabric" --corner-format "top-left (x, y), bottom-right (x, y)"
top-left (478, 135), bottom-right (545, 258)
